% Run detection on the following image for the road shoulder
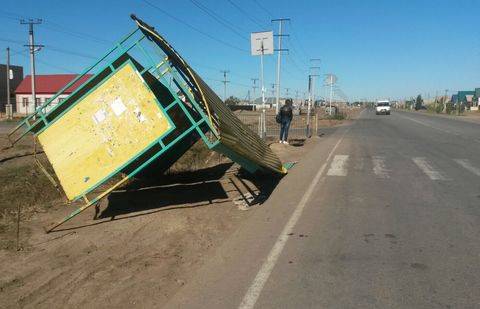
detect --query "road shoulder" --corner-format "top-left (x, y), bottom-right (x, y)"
top-left (164, 125), bottom-right (352, 309)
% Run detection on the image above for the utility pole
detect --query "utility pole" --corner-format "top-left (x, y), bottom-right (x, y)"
top-left (270, 83), bottom-right (275, 97)
top-left (251, 78), bottom-right (259, 104)
top-left (285, 87), bottom-right (290, 97)
top-left (6, 47), bottom-right (12, 120)
top-left (21, 18), bottom-right (43, 116)
top-left (306, 74), bottom-right (313, 137)
top-left (272, 18), bottom-right (290, 113)
top-left (309, 59), bottom-right (321, 107)
top-left (443, 89), bottom-right (449, 112)
top-left (308, 59), bottom-right (320, 136)
top-left (326, 74), bottom-right (337, 115)
top-left (220, 70), bottom-right (230, 102)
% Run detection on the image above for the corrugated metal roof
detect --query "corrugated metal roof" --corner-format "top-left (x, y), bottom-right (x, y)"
top-left (132, 16), bottom-right (284, 174)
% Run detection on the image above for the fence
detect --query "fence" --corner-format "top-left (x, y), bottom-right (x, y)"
top-left (236, 112), bottom-right (318, 139)
top-left (0, 99), bottom-right (16, 119)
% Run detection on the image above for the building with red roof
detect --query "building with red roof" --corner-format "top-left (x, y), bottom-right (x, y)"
top-left (15, 74), bottom-right (92, 114)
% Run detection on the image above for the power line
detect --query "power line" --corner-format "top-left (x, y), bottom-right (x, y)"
top-left (188, 0), bottom-right (249, 41)
top-left (204, 77), bottom-right (250, 89)
top-left (0, 37), bottom-right (25, 45)
top-left (142, 0), bottom-right (248, 53)
top-left (0, 37), bottom-right (96, 60)
top-left (0, 9), bottom-right (26, 21)
top-left (252, 0), bottom-right (274, 19)
top-left (0, 9), bottom-right (111, 46)
top-left (45, 45), bottom-right (96, 60)
top-left (287, 37), bottom-right (309, 67)
top-left (15, 49), bottom-right (77, 73)
top-left (188, 60), bottom-right (252, 82)
top-left (230, 80), bottom-right (251, 88)
top-left (289, 20), bottom-right (311, 60)
top-left (42, 21), bottom-right (111, 45)
top-left (285, 53), bottom-right (307, 75)
top-left (9, 48), bottom-right (28, 57)
top-left (226, 0), bottom-right (268, 29)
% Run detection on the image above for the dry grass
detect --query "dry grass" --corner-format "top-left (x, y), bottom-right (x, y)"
top-left (0, 157), bottom-right (62, 250)
top-left (0, 136), bottom-right (219, 250)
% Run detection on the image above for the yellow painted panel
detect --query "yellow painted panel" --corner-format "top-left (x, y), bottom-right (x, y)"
top-left (38, 63), bottom-right (171, 200)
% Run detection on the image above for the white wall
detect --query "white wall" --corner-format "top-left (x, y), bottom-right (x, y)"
top-left (15, 94), bottom-right (69, 115)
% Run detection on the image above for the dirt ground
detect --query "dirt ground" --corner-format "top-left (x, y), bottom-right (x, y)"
top-left (0, 117), bottom-right (330, 308)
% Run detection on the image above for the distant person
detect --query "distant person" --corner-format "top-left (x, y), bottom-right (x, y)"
top-left (279, 99), bottom-right (293, 144)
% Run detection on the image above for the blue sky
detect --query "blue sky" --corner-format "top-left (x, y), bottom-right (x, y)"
top-left (1, 0), bottom-right (479, 101)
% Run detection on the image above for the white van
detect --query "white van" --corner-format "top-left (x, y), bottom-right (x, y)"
top-left (376, 100), bottom-right (391, 115)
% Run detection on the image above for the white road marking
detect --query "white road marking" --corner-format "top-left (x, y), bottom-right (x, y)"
top-left (412, 157), bottom-right (446, 180)
top-left (372, 156), bottom-right (390, 179)
top-left (238, 130), bottom-right (349, 309)
top-left (397, 114), bottom-right (456, 135)
top-left (327, 155), bottom-right (349, 176)
top-left (454, 159), bottom-right (480, 176)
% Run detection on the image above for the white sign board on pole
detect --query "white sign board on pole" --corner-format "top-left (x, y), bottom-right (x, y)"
top-left (9, 69), bottom-right (13, 80)
top-left (250, 31), bottom-right (274, 56)
top-left (324, 74), bottom-right (337, 85)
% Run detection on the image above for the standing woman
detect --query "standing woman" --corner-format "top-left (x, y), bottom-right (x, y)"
top-left (279, 98), bottom-right (293, 144)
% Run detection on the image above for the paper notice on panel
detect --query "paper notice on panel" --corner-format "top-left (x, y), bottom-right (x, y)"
top-left (92, 109), bottom-right (107, 124)
top-left (110, 97), bottom-right (127, 116)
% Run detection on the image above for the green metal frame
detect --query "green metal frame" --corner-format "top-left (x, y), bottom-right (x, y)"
top-left (7, 17), bottom-right (280, 232)
top-left (8, 27), bottom-right (222, 232)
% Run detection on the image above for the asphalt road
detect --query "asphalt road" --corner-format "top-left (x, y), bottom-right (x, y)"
top-left (166, 109), bottom-right (480, 309)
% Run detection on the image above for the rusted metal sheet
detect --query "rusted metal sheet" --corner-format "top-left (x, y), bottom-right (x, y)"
top-left (6, 15), bottom-right (285, 232)
top-left (132, 15), bottom-right (286, 174)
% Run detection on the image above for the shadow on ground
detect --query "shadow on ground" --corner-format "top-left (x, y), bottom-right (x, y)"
top-left (98, 161), bottom-right (283, 219)
top-left (232, 168), bottom-right (283, 206)
top-left (99, 163), bottom-right (235, 219)
top-left (50, 161), bottom-right (284, 233)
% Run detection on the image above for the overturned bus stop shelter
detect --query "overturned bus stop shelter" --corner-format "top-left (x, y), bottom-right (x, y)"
top-left (8, 16), bottom-right (286, 232)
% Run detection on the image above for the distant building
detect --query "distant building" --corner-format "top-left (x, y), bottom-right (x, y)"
top-left (0, 64), bottom-right (23, 113)
top-left (252, 97), bottom-right (284, 108)
top-left (473, 88), bottom-right (480, 109)
top-left (15, 74), bottom-right (92, 114)
top-left (456, 90), bottom-right (475, 106)
top-left (451, 94), bottom-right (458, 104)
